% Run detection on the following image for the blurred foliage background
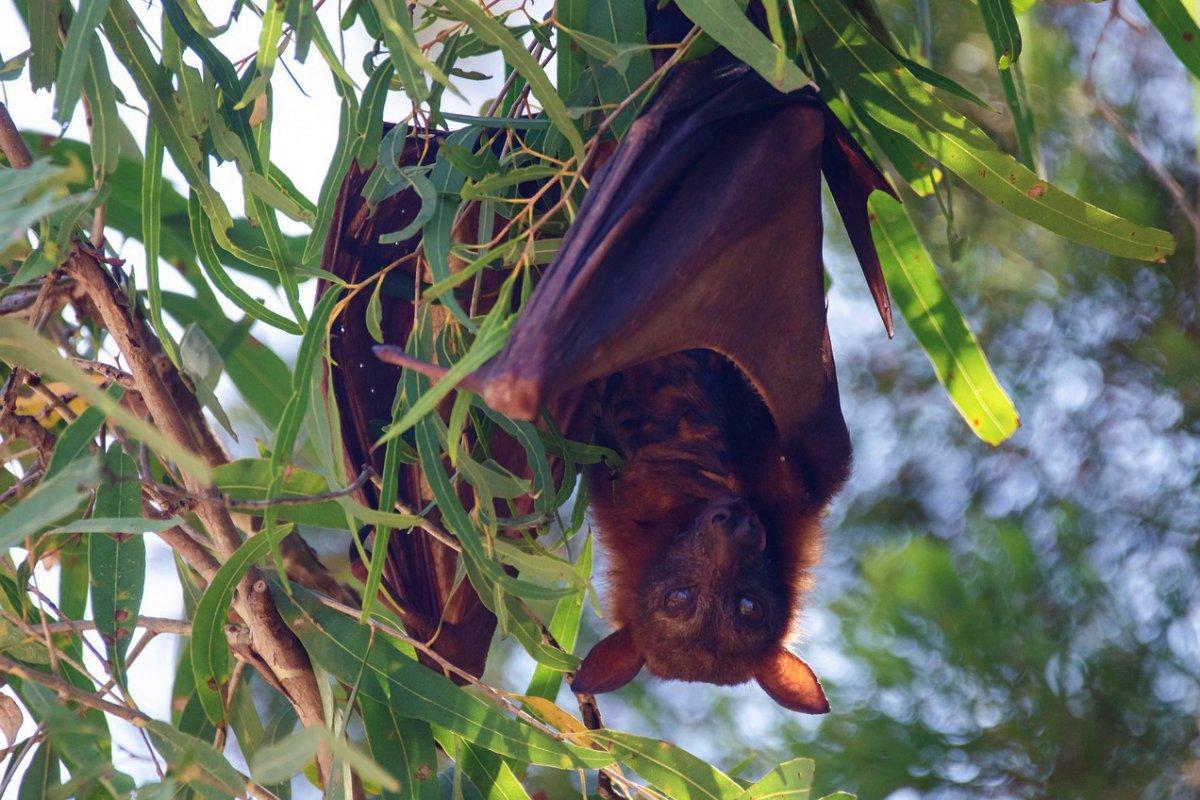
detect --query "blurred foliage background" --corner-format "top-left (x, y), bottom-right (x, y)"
top-left (542, 4), bottom-right (1200, 798)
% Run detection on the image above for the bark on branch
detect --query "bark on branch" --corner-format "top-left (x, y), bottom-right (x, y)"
top-left (61, 251), bottom-right (333, 781)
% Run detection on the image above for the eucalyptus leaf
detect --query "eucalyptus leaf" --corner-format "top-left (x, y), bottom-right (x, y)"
top-left (0, 457), bottom-right (98, 549)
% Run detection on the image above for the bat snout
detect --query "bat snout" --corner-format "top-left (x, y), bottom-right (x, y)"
top-left (699, 497), bottom-right (765, 552)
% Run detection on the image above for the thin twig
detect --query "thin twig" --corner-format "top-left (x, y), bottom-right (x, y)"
top-left (0, 467), bottom-right (44, 505)
top-left (0, 655), bottom-right (145, 724)
top-left (149, 464), bottom-right (378, 510)
top-left (67, 357), bottom-right (138, 390)
top-left (0, 102), bottom-right (32, 167)
top-left (8, 615), bottom-right (191, 637)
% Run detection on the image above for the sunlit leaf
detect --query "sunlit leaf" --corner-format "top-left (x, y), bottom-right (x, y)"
top-left (276, 586), bottom-right (610, 769)
top-left (676, 0), bottom-right (810, 91)
top-left (868, 193), bottom-right (1019, 443)
top-left (737, 757), bottom-right (814, 799)
top-left (799, 0), bottom-right (1175, 262)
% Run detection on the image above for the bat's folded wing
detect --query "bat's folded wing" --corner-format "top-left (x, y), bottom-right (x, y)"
top-left (464, 55), bottom-right (894, 502)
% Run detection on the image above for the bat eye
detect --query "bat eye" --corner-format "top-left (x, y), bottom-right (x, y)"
top-left (663, 587), bottom-right (695, 616)
top-left (737, 596), bottom-right (765, 626)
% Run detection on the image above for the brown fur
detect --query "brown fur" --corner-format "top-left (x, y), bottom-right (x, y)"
top-left (584, 350), bottom-right (828, 688)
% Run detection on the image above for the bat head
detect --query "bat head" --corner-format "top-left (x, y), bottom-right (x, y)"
top-left (573, 493), bottom-right (829, 713)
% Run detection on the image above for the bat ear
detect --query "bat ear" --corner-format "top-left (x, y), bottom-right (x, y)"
top-left (755, 649), bottom-right (830, 714)
top-left (572, 627), bottom-right (645, 694)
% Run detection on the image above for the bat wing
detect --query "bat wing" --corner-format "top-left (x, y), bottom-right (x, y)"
top-left (320, 131), bottom-right (496, 678)
top-left (460, 55), bottom-right (894, 503)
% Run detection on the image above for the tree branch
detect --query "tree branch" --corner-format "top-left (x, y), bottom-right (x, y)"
top-left (0, 102), bottom-right (32, 168)
top-left (60, 250), bottom-right (333, 782)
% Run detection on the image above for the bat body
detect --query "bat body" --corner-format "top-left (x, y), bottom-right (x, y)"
top-left (344, 41), bottom-right (893, 707)
top-left (575, 349), bottom-right (829, 712)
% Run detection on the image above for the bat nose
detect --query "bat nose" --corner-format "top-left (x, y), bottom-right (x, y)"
top-left (703, 498), bottom-right (765, 551)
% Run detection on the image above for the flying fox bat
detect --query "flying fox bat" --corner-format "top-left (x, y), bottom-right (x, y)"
top-left (367, 49), bottom-right (895, 712)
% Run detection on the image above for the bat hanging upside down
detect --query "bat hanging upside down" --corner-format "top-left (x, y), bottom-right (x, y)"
top-left (348, 43), bottom-right (895, 711)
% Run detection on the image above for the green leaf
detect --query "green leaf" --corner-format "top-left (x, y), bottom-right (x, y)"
top-left (1137, 0), bottom-right (1200, 81)
top-left (28, 0), bottom-right (60, 92)
top-left (380, 320), bottom-right (511, 443)
top-left (978, 0), bottom-right (1021, 69)
top-left (0, 615), bottom-right (52, 664)
top-left (366, 279), bottom-right (385, 344)
top-left (433, 729), bottom-right (531, 800)
top-left (212, 458), bottom-right (346, 529)
top-left (675, 0), bottom-right (810, 91)
top-left (0, 159), bottom-right (87, 256)
top-left (191, 524), bottom-right (293, 726)
top-left (244, 171), bottom-right (316, 225)
top-left (0, 457), bottom-right (98, 549)
top-left (977, 0), bottom-right (1036, 168)
top-left (563, 0), bottom-right (652, 136)
top-left (0, 317), bottom-right (213, 481)
top-left (17, 681), bottom-right (132, 798)
top-left (251, 726), bottom-right (401, 791)
top-left (413, 418), bottom-right (574, 602)
top-left (556, 0), bottom-right (588, 100)
top-left (0, 50), bottom-right (30, 82)
top-left (360, 373), bottom-right (405, 622)
top-left (369, 0), bottom-right (431, 105)
top-left (186, 189), bottom-right (302, 335)
top-left (737, 758), bottom-right (814, 799)
top-left (799, 0), bottom-right (1176, 262)
top-left (145, 720), bottom-right (251, 799)
top-left (377, 167), bottom-right (438, 243)
top-left (103, 0), bottom-right (280, 273)
top-left (896, 54), bottom-right (988, 109)
top-left (275, 586), bottom-right (611, 770)
top-left (301, 81), bottom-right (357, 265)
top-left (161, 292), bottom-right (292, 429)
top-left (362, 694), bottom-right (440, 800)
top-left (237, 0), bottom-right (284, 109)
top-left (83, 36), bottom-right (122, 181)
top-left (422, 128), bottom-right (478, 327)
top-left (526, 536), bottom-right (592, 700)
top-left (212, 456), bottom-right (424, 532)
top-left (260, 289), bottom-right (340, 577)
top-left (590, 730), bottom-right (743, 800)
top-left (17, 741), bottom-right (61, 800)
top-left (439, 0), bottom-right (586, 163)
top-left (45, 384), bottom-right (123, 477)
top-left (868, 193), bottom-right (1019, 445)
top-left (53, 0), bottom-right (113, 122)
top-left (88, 444), bottom-right (146, 686)
top-left (55, 516), bottom-right (179, 534)
top-left (179, 322), bottom-right (238, 440)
